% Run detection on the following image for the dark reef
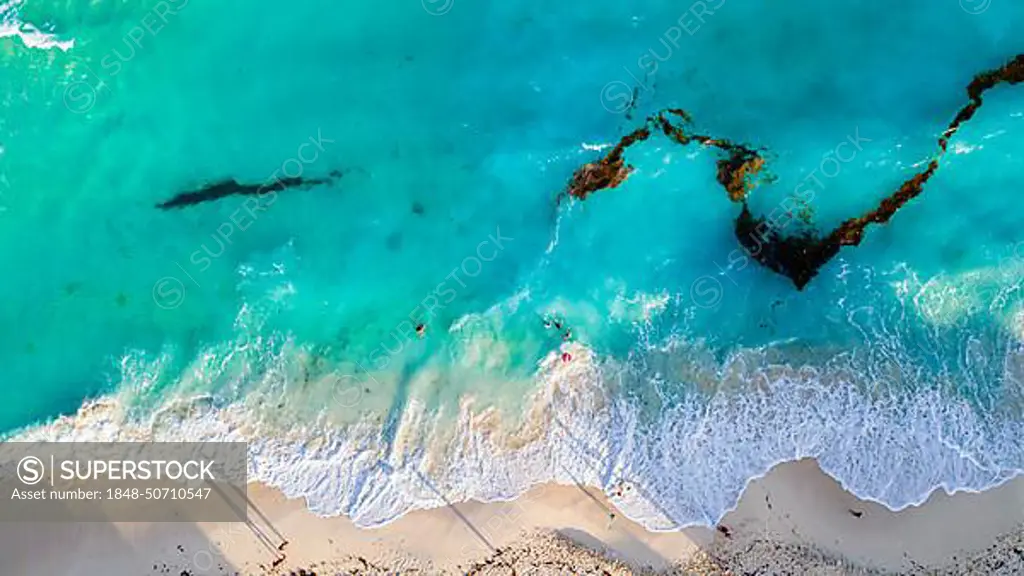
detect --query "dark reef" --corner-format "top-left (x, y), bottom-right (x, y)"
top-left (156, 170), bottom-right (343, 210)
top-left (564, 54), bottom-right (1024, 289)
top-left (740, 160), bottom-right (941, 289)
top-left (740, 54), bottom-right (1024, 288)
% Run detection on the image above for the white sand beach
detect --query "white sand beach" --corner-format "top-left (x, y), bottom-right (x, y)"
top-left (5, 458), bottom-right (1024, 574)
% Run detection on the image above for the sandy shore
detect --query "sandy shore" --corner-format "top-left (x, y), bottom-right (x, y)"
top-left (4, 458), bottom-right (1024, 574)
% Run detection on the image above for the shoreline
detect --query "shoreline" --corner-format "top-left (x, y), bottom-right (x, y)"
top-left (7, 457), bottom-right (1024, 574)
top-left (12, 336), bottom-right (1021, 538)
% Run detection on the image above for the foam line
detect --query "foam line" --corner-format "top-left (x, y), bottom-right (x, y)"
top-left (10, 334), bottom-right (1024, 534)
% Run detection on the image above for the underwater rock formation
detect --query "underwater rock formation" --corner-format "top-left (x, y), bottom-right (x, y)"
top-left (157, 170), bottom-right (344, 210)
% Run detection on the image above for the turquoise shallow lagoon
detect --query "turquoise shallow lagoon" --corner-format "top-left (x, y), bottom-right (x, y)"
top-left (3, 0), bottom-right (1024, 529)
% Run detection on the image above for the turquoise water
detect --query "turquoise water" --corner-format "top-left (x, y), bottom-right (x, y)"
top-left (3, 0), bottom-right (1024, 529)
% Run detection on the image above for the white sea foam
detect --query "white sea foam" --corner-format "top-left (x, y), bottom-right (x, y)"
top-left (11, 323), bottom-right (1024, 533)
top-left (9, 247), bottom-right (1024, 531)
top-left (0, 23), bottom-right (73, 51)
top-left (0, 1), bottom-right (74, 51)
top-left (951, 141), bottom-right (981, 155)
top-left (909, 256), bottom-right (1024, 327)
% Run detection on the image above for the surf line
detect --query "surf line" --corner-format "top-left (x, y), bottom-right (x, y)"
top-left (564, 54), bottom-right (1024, 290)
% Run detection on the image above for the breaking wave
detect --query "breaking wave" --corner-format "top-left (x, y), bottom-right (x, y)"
top-left (11, 268), bottom-right (1024, 533)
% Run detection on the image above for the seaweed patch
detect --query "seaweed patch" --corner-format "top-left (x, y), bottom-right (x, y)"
top-left (562, 110), bottom-right (766, 205)
top-left (564, 54), bottom-right (1024, 289)
top-left (742, 54), bottom-right (1024, 288)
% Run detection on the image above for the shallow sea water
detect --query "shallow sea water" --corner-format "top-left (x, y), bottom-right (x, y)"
top-left (3, 0), bottom-right (1024, 529)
